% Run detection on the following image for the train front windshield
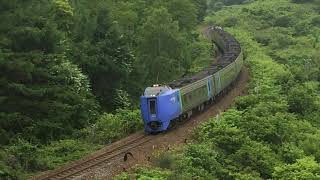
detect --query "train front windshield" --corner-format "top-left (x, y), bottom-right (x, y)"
top-left (144, 87), bottom-right (161, 96)
top-left (144, 86), bottom-right (171, 96)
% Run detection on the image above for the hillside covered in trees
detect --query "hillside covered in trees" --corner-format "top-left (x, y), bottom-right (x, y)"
top-left (116, 0), bottom-right (320, 179)
top-left (1, 0), bottom-right (320, 179)
top-left (0, 0), bottom-right (209, 179)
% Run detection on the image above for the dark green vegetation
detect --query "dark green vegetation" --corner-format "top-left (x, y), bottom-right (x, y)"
top-left (116, 0), bottom-right (320, 179)
top-left (0, 0), bottom-right (209, 179)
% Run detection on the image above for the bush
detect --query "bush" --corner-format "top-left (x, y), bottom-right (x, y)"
top-left (37, 139), bottom-right (98, 169)
top-left (274, 16), bottom-right (292, 27)
top-left (291, 0), bottom-right (314, 3)
top-left (311, 16), bottom-right (320, 26)
top-left (223, 16), bottom-right (239, 27)
top-left (294, 21), bottom-right (311, 35)
top-left (7, 139), bottom-right (45, 172)
top-left (93, 109), bottom-right (143, 144)
top-left (273, 157), bottom-right (320, 179)
top-left (288, 84), bottom-right (317, 115)
top-left (230, 140), bottom-right (281, 178)
top-left (254, 33), bottom-right (271, 46)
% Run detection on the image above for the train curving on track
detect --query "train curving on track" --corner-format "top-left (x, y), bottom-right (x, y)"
top-left (140, 26), bottom-right (243, 133)
top-left (33, 26), bottom-right (243, 180)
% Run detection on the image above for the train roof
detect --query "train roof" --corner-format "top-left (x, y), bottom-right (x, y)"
top-left (168, 27), bottom-right (241, 89)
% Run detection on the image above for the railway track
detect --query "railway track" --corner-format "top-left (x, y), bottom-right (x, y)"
top-left (34, 133), bottom-right (153, 180)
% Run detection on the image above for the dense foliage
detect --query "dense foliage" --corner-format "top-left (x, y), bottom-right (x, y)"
top-left (0, 0), bottom-right (209, 179)
top-left (116, 0), bottom-right (320, 179)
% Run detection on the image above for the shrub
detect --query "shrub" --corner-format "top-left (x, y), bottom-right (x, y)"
top-left (93, 109), bottom-right (143, 144)
top-left (273, 157), bottom-right (320, 179)
top-left (223, 16), bottom-right (239, 27)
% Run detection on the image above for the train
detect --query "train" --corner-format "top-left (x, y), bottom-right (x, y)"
top-left (140, 26), bottom-right (243, 133)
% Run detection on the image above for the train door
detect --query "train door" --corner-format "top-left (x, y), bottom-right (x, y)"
top-left (207, 76), bottom-right (213, 99)
top-left (214, 72), bottom-right (222, 94)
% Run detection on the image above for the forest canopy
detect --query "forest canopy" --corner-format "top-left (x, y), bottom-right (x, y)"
top-left (1, 0), bottom-right (320, 179)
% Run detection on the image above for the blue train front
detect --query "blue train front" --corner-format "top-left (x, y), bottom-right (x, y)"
top-left (140, 85), bottom-right (181, 133)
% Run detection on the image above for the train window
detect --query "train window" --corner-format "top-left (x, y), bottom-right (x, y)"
top-left (144, 86), bottom-right (171, 96)
top-left (149, 99), bottom-right (156, 115)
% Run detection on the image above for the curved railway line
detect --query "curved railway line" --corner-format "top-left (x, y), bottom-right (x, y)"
top-left (32, 27), bottom-right (248, 180)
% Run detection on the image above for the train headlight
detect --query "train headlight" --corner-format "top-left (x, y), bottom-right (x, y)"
top-left (148, 121), bottom-right (161, 130)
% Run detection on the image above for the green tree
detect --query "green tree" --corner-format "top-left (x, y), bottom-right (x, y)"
top-left (137, 7), bottom-right (188, 84)
top-left (192, 0), bottom-right (208, 22)
top-left (70, 7), bottom-right (134, 111)
top-left (7, 139), bottom-right (43, 171)
top-left (0, 53), bottom-right (98, 143)
top-left (230, 140), bottom-right (280, 178)
top-left (273, 157), bottom-right (320, 179)
top-left (52, 0), bottom-right (74, 31)
top-left (0, 0), bottom-right (99, 143)
top-left (288, 84), bottom-right (317, 115)
top-left (167, 0), bottom-right (198, 31)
